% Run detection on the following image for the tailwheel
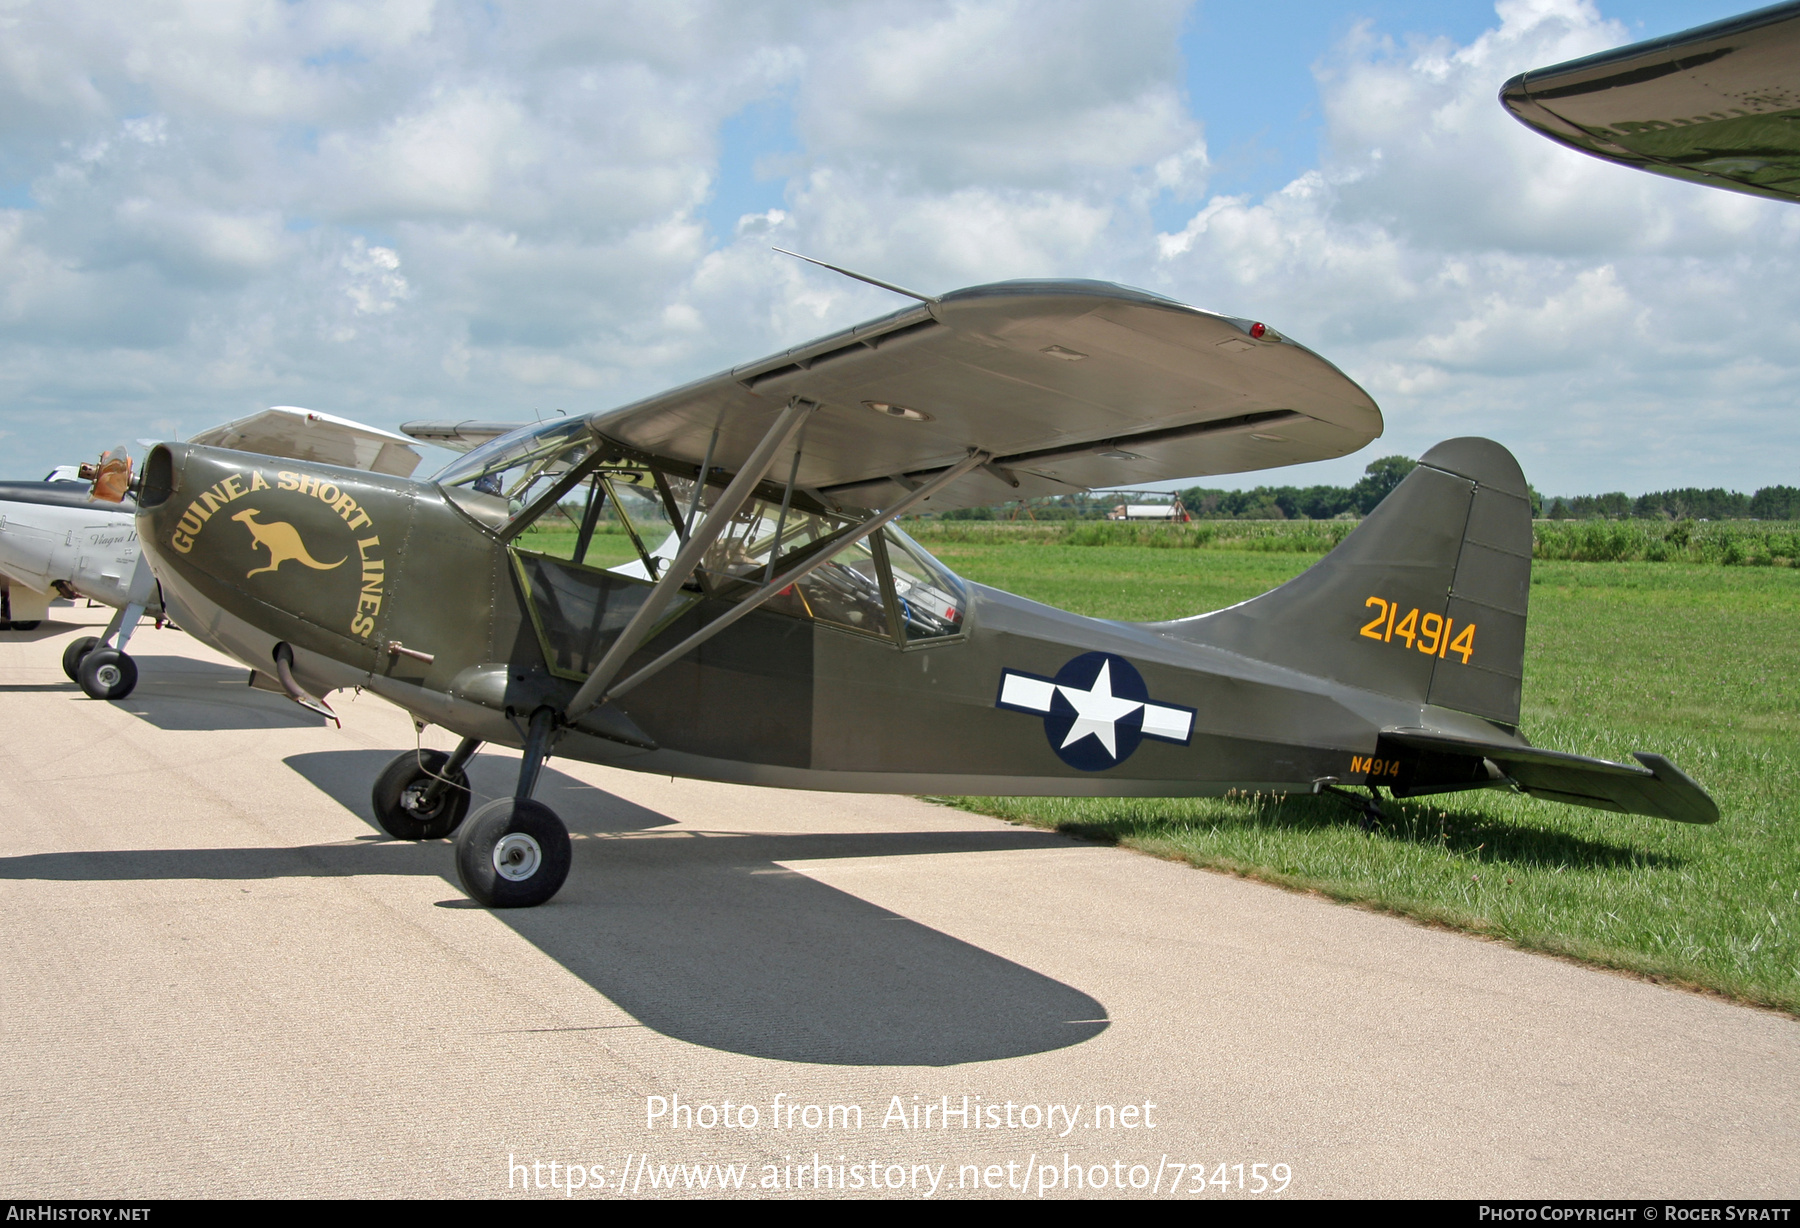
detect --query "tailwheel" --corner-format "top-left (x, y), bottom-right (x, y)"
top-left (454, 798), bottom-right (571, 908)
top-left (77, 647), bottom-right (137, 700)
top-left (371, 749), bottom-right (472, 840)
top-left (61, 636), bottom-right (100, 681)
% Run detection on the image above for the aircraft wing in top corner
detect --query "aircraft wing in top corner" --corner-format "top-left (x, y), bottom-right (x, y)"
top-left (1501, 0), bottom-right (1800, 203)
top-left (578, 280), bottom-right (1382, 514)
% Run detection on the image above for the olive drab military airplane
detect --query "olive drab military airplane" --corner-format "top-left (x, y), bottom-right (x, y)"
top-left (2, 408), bottom-right (426, 701)
top-left (1502, 0), bottom-right (1800, 203)
top-left (118, 278), bottom-right (1718, 910)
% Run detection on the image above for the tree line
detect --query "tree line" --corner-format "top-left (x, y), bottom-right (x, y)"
top-left (929, 455), bottom-right (1798, 522)
top-left (1544, 487), bottom-right (1800, 520)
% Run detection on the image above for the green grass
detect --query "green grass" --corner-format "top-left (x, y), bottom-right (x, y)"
top-left (512, 522), bottom-right (650, 570)
top-left (931, 538), bottom-right (1800, 1015)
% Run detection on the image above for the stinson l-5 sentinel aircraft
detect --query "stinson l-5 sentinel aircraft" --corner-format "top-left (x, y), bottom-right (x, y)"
top-left (122, 279), bottom-right (1718, 908)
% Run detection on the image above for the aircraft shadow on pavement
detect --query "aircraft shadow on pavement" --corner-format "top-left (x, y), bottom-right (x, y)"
top-left (0, 619), bottom-right (89, 644)
top-left (12, 746), bottom-right (1108, 1067)
top-left (107, 656), bottom-right (326, 732)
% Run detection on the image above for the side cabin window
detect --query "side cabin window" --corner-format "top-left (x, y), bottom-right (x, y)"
top-left (447, 425), bottom-right (969, 677)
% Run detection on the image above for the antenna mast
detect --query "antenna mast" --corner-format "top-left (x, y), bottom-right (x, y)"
top-left (771, 248), bottom-right (940, 305)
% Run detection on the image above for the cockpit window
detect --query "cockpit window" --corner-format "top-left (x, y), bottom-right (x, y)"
top-left (435, 418), bottom-right (597, 528)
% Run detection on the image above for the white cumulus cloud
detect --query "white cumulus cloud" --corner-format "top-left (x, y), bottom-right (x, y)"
top-left (0, 0), bottom-right (1791, 496)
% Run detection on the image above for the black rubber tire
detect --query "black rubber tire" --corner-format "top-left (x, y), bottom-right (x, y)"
top-left (10, 620), bottom-right (40, 631)
top-left (454, 798), bottom-right (571, 908)
top-left (61, 636), bottom-right (100, 681)
top-left (77, 647), bottom-right (137, 700)
top-left (370, 749), bottom-right (471, 840)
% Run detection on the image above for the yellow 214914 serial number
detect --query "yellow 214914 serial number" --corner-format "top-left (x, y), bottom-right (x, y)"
top-left (1359, 597), bottom-right (1475, 663)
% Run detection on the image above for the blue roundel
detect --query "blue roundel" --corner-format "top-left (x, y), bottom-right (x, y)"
top-left (1044, 651), bottom-right (1150, 772)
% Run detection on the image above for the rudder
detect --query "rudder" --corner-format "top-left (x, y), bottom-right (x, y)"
top-left (1164, 438), bottom-right (1532, 727)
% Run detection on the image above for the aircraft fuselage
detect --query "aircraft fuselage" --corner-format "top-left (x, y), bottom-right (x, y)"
top-left (136, 441), bottom-right (1478, 798)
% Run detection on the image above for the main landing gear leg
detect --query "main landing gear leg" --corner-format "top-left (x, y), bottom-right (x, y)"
top-left (454, 708), bottom-right (572, 909)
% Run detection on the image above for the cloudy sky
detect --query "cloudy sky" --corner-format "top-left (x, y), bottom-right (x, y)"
top-left (1, 0), bottom-right (1793, 495)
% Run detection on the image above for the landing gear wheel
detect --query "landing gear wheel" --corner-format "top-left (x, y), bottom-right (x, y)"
top-left (77, 647), bottom-right (137, 700)
top-left (62, 636), bottom-right (100, 682)
top-left (454, 798), bottom-right (571, 908)
top-left (10, 621), bottom-right (39, 631)
top-left (371, 749), bottom-right (471, 840)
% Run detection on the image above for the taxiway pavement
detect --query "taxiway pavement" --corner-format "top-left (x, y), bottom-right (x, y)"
top-left (2, 608), bottom-right (1794, 1198)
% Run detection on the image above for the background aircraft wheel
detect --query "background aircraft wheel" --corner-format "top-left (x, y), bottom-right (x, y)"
top-left (370, 750), bottom-right (471, 840)
top-left (77, 647), bottom-right (137, 700)
top-left (61, 636), bottom-right (100, 681)
top-left (10, 621), bottom-right (40, 631)
top-left (454, 798), bottom-right (571, 909)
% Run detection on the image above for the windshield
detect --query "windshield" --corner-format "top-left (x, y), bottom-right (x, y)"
top-left (435, 418), bottom-right (596, 526)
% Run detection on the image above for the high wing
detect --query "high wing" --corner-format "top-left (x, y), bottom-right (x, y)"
top-left (187, 407), bottom-right (424, 477)
top-left (1500, 0), bottom-right (1800, 204)
top-left (582, 280), bottom-right (1381, 513)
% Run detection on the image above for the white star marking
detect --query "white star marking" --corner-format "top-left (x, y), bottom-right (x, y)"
top-left (1056, 660), bottom-right (1147, 760)
top-left (997, 662), bottom-right (1194, 762)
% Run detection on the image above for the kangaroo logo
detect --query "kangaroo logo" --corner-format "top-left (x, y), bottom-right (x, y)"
top-left (232, 508), bottom-right (346, 578)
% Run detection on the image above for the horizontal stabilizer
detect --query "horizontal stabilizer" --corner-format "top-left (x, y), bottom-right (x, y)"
top-left (1380, 728), bottom-right (1719, 825)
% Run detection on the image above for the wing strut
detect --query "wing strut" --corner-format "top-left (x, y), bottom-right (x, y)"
top-left (563, 397), bottom-right (817, 722)
top-left (598, 449), bottom-right (989, 706)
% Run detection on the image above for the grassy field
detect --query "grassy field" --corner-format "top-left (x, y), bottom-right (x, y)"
top-left (925, 535), bottom-right (1800, 1015)
top-left (512, 521), bottom-right (654, 569)
top-left (907, 516), bottom-right (1800, 565)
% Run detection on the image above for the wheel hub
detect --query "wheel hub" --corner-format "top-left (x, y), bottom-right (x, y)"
top-left (401, 782), bottom-right (442, 818)
top-left (493, 832), bottom-right (543, 881)
top-left (95, 664), bottom-right (121, 689)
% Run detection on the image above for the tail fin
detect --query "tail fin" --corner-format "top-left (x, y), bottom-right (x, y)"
top-left (1168, 437), bottom-right (1532, 727)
